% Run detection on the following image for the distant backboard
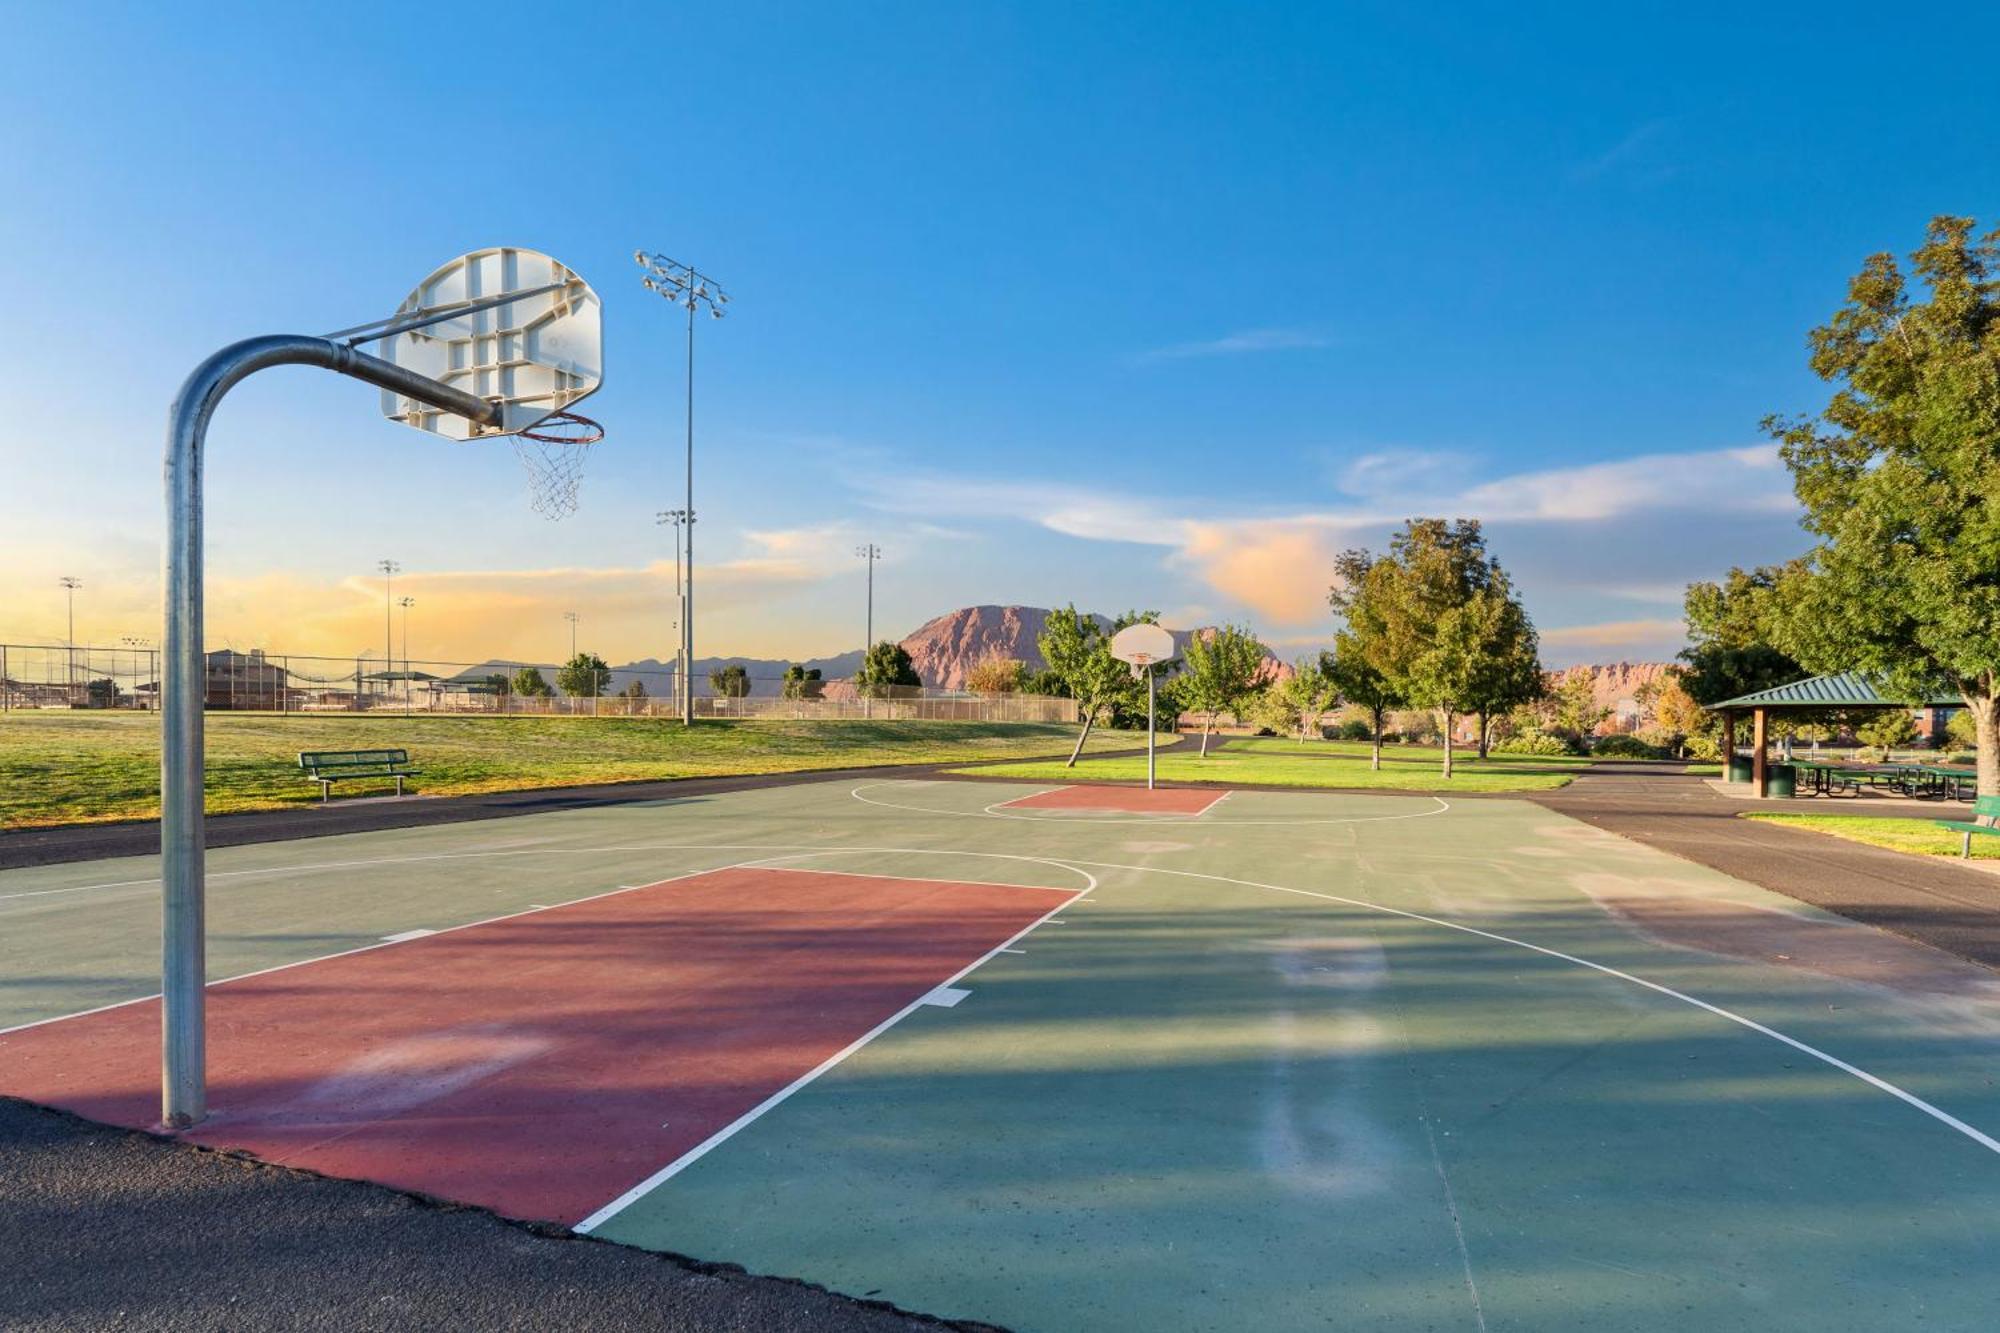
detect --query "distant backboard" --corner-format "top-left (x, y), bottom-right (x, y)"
top-left (1111, 622), bottom-right (1175, 667)
top-left (377, 247), bottom-right (603, 440)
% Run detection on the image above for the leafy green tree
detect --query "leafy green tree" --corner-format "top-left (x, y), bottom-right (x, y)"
top-left (1326, 558), bottom-right (1404, 770)
top-left (1765, 216), bottom-right (2000, 794)
top-left (708, 663), bottom-right (750, 699)
top-left (1464, 599), bottom-right (1542, 758)
top-left (855, 641), bottom-right (920, 699)
top-left (557, 653), bottom-right (612, 698)
top-left (511, 666), bottom-right (553, 698)
top-left (1275, 653), bottom-right (1339, 742)
top-left (1857, 709), bottom-right (1920, 755)
top-left (1332, 519), bottom-right (1531, 779)
top-left (1547, 674), bottom-right (1611, 741)
top-left (1179, 624), bottom-right (1268, 756)
top-left (965, 655), bottom-right (1027, 694)
top-left (1678, 563), bottom-right (1807, 706)
top-left (481, 672), bottom-right (512, 696)
top-left (620, 678), bottom-right (647, 700)
top-left (1038, 605), bottom-right (1153, 764)
top-left (1947, 707), bottom-right (1978, 751)
top-left (781, 664), bottom-right (824, 700)
top-left (1019, 667), bottom-right (1067, 697)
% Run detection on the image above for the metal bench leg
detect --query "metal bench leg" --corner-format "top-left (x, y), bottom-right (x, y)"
top-left (1966, 830), bottom-right (1974, 860)
top-left (319, 780), bottom-right (330, 804)
top-left (395, 775), bottom-right (405, 796)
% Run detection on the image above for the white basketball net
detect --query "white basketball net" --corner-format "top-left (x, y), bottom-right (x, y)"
top-left (507, 412), bottom-right (602, 520)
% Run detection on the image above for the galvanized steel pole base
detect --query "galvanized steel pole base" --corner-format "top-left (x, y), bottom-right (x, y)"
top-left (162, 335), bottom-right (500, 1128)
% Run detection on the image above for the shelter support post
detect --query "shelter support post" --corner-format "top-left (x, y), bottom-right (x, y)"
top-left (1723, 712), bottom-right (1736, 779)
top-left (1752, 707), bottom-right (1768, 798)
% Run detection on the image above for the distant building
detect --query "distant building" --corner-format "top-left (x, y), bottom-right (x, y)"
top-left (204, 649), bottom-right (290, 710)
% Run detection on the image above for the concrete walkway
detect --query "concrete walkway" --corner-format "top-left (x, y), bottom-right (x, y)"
top-left (1534, 763), bottom-right (2000, 970)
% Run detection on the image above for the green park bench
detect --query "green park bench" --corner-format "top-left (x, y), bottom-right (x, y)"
top-left (298, 748), bottom-right (420, 803)
top-left (1936, 794), bottom-right (2000, 858)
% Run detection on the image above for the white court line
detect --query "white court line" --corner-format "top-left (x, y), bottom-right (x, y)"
top-left (0, 860), bottom-right (758, 1038)
top-left (1, 846), bottom-right (1100, 1036)
top-left (862, 780), bottom-right (1451, 827)
top-left (1046, 855), bottom-right (2000, 1159)
top-left (572, 880), bottom-right (1088, 1235)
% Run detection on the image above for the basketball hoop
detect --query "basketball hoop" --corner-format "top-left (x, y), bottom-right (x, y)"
top-left (511, 411), bottom-right (603, 519)
top-left (1109, 622), bottom-right (1177, 790)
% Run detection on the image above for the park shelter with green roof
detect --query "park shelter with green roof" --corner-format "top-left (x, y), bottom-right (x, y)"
top-left (1710, 671), bottom-right (1961, 797)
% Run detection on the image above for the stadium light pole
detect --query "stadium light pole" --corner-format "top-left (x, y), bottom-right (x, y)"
top-left (59, 576), bottom-right (81, 702)
top-left (563, 610), bottom-right (579, 661)
top-left (398, 596), bottom-right (415, 711)
top-left (854, 545), bottom-right (881, 718)
top-left (635, 249), bottom-right (727, 727)
top-left (376, 560), bottom-right (398, 705)
top-left (657, 509), bottom-right (689, 716)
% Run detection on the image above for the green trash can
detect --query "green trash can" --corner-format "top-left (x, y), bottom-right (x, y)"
top-left (1767, 763), bottom-right (1797, 798)
top-left (1727, 755), bottom-right (1754, 784)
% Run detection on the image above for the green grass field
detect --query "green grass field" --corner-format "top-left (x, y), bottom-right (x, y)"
top-left (951, 734), bottom-right (1581, 791)
top-left (0, 712), bottom-right (1143, 828)
top-left (1741, 811), bottom-right (2000, 861)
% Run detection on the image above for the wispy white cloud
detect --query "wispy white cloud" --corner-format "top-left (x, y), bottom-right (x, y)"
top-left (856, 444), bottom-right (1797, 631)
top-left (1574, 119), bottom-right (1677, 183)
top-left (1137, 328), bottom-right (1331, 362)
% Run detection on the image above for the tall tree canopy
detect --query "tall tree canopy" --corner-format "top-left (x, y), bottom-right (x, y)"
top-left (780, 664), bottom-right (824, 700)
top-left (1179, 624), bottom-right (1269, 756)
top-left (1326, 552), bottom-right (1404, 770)
top-left (1038, 606), bottom-right (1160, 765)
top-left (1330, 518), bottom-right (1537, 778)
top-left (707, 662), bottom-right (750, 699)
top-left (1678, 562), bottom-right (1806, 706)
top-left (1766, 216), bottom-right (2000, 792)
top-left (856, 641), bottom-right (921, 698)
top-left (557, 652), bottom-right (612, 698)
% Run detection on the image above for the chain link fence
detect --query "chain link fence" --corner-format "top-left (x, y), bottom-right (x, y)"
top-left (0, 643), bottom-right (1077, 724)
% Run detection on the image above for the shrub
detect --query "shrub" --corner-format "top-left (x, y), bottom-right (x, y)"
top-left (1493, 731), bottom-right (1577, 757)
top-left (1336, 719), bottom-right (1374, 742)
top-left (1591, 734), bottom-right (1662, 760)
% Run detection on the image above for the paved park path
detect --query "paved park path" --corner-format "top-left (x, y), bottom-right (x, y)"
top-left (1533, 762), bottom-right (2000, 971)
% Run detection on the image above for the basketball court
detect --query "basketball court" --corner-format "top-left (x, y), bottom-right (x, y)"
top-left (6, 777), bottom-right (1998, 1330)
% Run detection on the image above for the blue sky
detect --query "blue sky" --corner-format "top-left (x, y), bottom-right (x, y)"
top-left (2, 2), bottom-right (1990, 668)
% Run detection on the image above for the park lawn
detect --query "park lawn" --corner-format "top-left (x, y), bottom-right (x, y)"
top-left (0, 712), bottom-right (1140, 829)
top-left (1740, 811), bottom-right (2000, 861)
top-left (1222, 736), bottom-right (1594, 764)
top-left (953, 735), bottom-right (1578, 792)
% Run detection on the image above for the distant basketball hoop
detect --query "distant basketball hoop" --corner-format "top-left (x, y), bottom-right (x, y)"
top-left (1111, 622), bottom-right (1176, 789)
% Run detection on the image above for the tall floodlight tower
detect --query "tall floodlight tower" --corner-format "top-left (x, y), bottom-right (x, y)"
top-left (635, 250), bottom-right (728, 726)
top-left (657, 509), bottom-right (690, 715)
top-left (398, 596), bottom-right (415, 707)
top-left (855, 544), bottom-right (881, 654)
top-left (376, 560), bottom-right (399, 702)
top-left (563, 610), bottom-right (580, 660)
top-left (854, 544), bottom-right (881, 717)
top-left (59, 576), bottom-right (81, 700)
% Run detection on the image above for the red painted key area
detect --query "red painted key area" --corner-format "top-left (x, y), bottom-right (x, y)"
top-left (0, 867), bottom-right (1071, 1225)
top-left (998, 785), bottom-right (1228, 815)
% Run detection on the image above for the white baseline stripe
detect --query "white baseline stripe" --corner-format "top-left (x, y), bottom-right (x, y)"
top-left (860, 781), bottom-right (1450, 828)
top-left (572, 884), bottom-right (1086, 1234)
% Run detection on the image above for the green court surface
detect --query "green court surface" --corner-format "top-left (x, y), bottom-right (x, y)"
top-left (5, 778), bottom-right (1999, 1330)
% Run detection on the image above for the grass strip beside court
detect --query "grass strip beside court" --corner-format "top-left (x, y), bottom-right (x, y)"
top-left (1742, 811), bottom-right (2000, 862)
top-left (953, 736), bottom-right (1579, 791)
top-left (0, 713), bottom-right (1140, 828)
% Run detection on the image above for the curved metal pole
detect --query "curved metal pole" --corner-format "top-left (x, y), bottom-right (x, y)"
top-left (162, 334), bottom-right (498, 1128)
